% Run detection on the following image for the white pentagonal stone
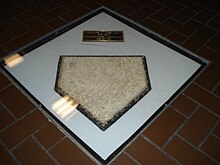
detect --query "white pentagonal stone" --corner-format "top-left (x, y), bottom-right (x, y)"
top-left (55, 56), bottom-right (151, 130)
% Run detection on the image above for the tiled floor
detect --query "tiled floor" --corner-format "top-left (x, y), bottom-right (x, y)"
top-left (0, 0), bottom-right (219, 164)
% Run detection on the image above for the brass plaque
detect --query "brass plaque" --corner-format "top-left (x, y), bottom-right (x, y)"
top-left (83, 30), bottom-right (124, 42)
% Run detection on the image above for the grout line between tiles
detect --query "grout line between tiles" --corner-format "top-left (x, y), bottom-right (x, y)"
top-left (36, 105), bottom-right (100, 165)
top-left (0, 83), bottom-right (12, 93)
top-left (91, 0), bottom-right (102, 9)
top-left (211, 132), bottom-right (220, 141)
top-left (144, 6), bottom-right (166, 18)
top-left (130, 0), bottom-right (151, 10)
top-left (9, 121), bottom-right (48, 152)
top-left (205, 44), bottom-right (220, 55)
top-left (0, 97), bottom-right (17, 120)
top-left (14, 6), bottom-right (47, 22)
top-left (162, 106), bottom-right (200, 149)
top-left (141, 135), bottom-right (182, 165)
top-left (74, 1), bottom-right (92, 11)
top-left (45, 16), bottom-right (67, 28)
top-left (158, 0), bottom-right (185, 12)
top-left (123, 151), bottom-right (141, 165)
top-left (0, 108), bottom-right (37, 134)
top-left (190, 17), bottom-right (219, 33)
top-left (57, 5), bottom-right (88, 22)
top-left (198, 119), bottom-right (220, 148)
top-left (211, 81), bottom-right (220, 93)
top-left (32, 135), bottom-right (60, 165)
top-left (204, 13), bottom-right (218, 26)
top-left (0, 120), bottom-right (17, 134)
top-left (47, 136), bottom-right (66, 152)
top-left (195, 31), bottom-right (219, 54)
top-left (113, 1), bottom-right (142, 12)
top-left (126, 5), bottom-right (147, 18)
top-left (181, 30), bottom-right (197, 45)
top-left (176, 134), bottom-right (220, 164)
top-left (193, 82), bottom-right (220, 99)
top-left (0, 140), bottom-right (22, 165)
top-left (169, 104), bottom-right (199, 119)
top-left (183, 93), bottom-right (220, 118)
top-left (160, 7), bottom-right (184, 24)
top-left (169, 0), bottom-right (204, 12)
top-left (11, 1), bottom-right (37, 12)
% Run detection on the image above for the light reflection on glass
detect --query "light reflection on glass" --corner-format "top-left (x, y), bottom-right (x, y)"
top-left (4, 53), bottom-right (24, 68)
top-left (51, 95), bottom-right (78, 121)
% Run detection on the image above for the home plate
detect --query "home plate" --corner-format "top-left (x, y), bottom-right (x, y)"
top-left (1, 7), bottom-right (206, 164)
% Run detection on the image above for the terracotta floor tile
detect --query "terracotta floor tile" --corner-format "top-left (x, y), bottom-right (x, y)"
top-left (111, 153), bottom-right (136, 165)
top-left (156, 0), bottom-right (182, 11)
top-left (0, 7), bottom-right (24, 23)
top-left (213, 122), bottom-right (220, 138)
top-left (164, 136), bottom-right (216, 165)
top-left (182, 32), bottom-right (209, 52)
top-left (137, 0), bottom-right (163, 11)
top-left (118, 0), bottom-right (142, 10)
top-left (126, 137), bottom-right (176, 165)
top-left (197, 47), bottom-right (220, 65)
top-left (174, 0), bottom-right (202, 12)
top-left (207, 33), bottom-right (220, 53)
top-left (54, 0), bottom-right (79, 10)
top-left (194, 0), bottom-right (220, 12)
top-left (35, 122), bottom-right (65, 149)
top-left (0, 25), bottom-right (6, 33)
top-left (143, 107), bottom-right (185, 146)
top-left (15, 0), bottom-right (36, 10)
top-left (193, 8), bottom-right (216, 23)
top-left (150, 7), bottom-right (175, 23)
top-left (0, 1), bottom-right (18, 12)
top-left (128, 7), bottom-right (155, 23)
top-left (25, 19), bottom-right (53, 36)
top-left (38, 7), bottom-right (68, 22)
top-left (214, 84), bottom-right (220, 97)
top-left (0, 46), bottom-right (8, 58)
top-left (171, 94), bottom-right (197, 116)
top-left (167, 31), bottom-right (187, 44)
top-left (141, 19), bottom-right (173, 36)
top-left (16, 7), bottom-right (47, 23)
top-left (0, 110), bottom-right (48, 149)
top-left (184, 83), bottom-right (220, 116)
top-left (0, 107), bottom-right (15, 131)
top-left (47, 18), bottom-right (67, 30)
top-left (34, 0), bottom-right (58, 10)
top-left (172, 8), bottom-right (196, 23)
top-left (60, 6), bottom-right (90, 22)
top-left (164, 19), bottom-right (194, 36)
top-left (0, 143), bottom-right (17, 165)
top-left (2, 19), bottom-right (28, 36)
top-left (94, 0), bottom-right (122, 11)
top-left (78, 0), bottom-right (101, 10)
top-left (13, 138), bottom-right (55, 164)
top-left (207, 19), bottom-right (220, 31)
top-left (4, 31), bottom-right (38, 52)
top-left (116, 6), bottom-right (134, 17)
top-left (185, 19), bottom-right (217, 38)
top-left (214, 13), bottom-right (220, 22)
top-left (50, 138), bottom-right (95, 164)
top-left (195, 64), bottom-right (220, 90)
top-left (201, 135), bottom-right (220, 162)
top-left (0, 72), bottom-right (10, 89)
top-left (0, 31), bottom-right (14, 45)
top-left (0, 85), bottom-right (35, 118)
top-left (179, 107), bottom-right (218, 146)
